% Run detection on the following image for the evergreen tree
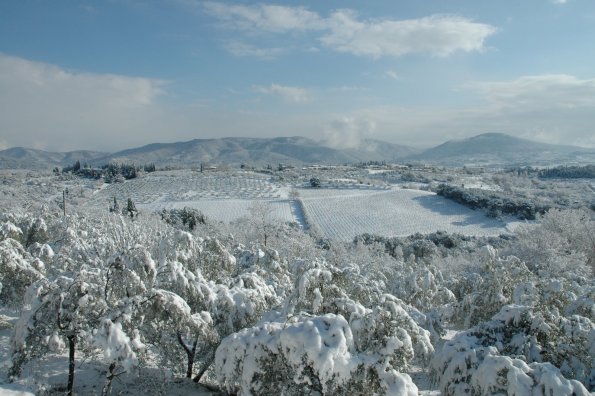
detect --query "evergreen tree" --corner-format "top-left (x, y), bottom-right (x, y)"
top-left (109, 197), bottom-right (120, 213)
top-left (125, 198), bottom-right (137, 219)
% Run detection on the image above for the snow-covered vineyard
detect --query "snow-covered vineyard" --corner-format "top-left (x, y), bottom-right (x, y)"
top-left (0, 169), bottom-right (593, 395)
top-left (85, 170), bottom-right (518, 241)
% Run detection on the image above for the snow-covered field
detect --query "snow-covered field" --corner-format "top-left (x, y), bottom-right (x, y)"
top-left (81, 171), bottom-right (519, 239)
top-left (88, 172), bottom-right (285, 205)
top-left (299, 187), bottom-right (515, 241)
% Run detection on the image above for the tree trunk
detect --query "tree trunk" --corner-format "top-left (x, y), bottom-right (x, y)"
top-left (177, 333), bottom-right (198, 379)
top-left (67, 335), bottom-right (76, 396)
top-left (186, 353), bottom-right (194, 379)
top-left (193, 354), bottom-right (215, 383)
top-left (194, 364), bottom-right (209, 383)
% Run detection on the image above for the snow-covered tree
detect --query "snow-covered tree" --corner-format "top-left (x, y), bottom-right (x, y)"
top-left (10, 270), bottom-right (107, 395)
top-left (431, 305), bottom-right (593, 393)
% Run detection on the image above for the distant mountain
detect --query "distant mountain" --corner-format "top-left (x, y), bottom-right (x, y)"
top-left (2, 133), bottom-right (593, 170)
top-left (408, 133), bottom-right (595, 166)
top-left (0, 147), bottom-right (106, 170)
top-left (0, 137), bottom-right (417, 169)
top-left (103, 137), bottom-right (419, 167)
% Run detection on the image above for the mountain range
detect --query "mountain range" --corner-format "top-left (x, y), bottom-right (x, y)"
top-left (1, 133), bottom-right (594, 170)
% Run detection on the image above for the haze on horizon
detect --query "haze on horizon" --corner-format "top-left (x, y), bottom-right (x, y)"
top-left (1, 0), bottom-right (594, 153)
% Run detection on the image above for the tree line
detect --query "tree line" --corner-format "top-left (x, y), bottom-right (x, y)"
top-left (61, 161), bottom-right (156, 181)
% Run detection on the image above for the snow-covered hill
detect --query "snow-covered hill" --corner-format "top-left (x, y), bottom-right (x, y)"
top-left (2, 133), bottom-right (594, 169)
top-left (409, 133), bottom-right (595, 166)
top-left (0, 147), bottom-right (106, 170)
top-left (0, 136), bottom-right (417, 169)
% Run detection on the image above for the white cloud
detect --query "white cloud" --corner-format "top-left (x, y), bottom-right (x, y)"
top-left (224, 41), bottom-right (285, 59)
top-left (3, 53), bottom-right (593, 154)
top-left (254, 84), bottom-right (311, 103)
top-left (551, 0), bottom-right (568, 4)
top-left (203, 3), bottom-right (496, 58)
top-left (321, 12), bottom-right (496, 58)
top-left (0, 53), bottom-right (167, 151)
top-left (385, 70), bottom-right (400, 80)
top-left (203, 2), bottom-right (323, 33)
top-left (347, 74), bottom-right (595, 148)
top-left (469, 74), bottom-right (595, 111)
top-left (0, 54), bottom-right (322, 152)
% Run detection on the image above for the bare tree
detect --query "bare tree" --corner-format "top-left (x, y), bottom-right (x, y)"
top-left (248, 201), bottom-right (274, 248)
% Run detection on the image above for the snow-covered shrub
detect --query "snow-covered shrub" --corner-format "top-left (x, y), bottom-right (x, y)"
top-left (200, 237), bottom-right (236, 283)
top-left (384, 263), bottom-right (455, 343)
top-left (160, 207), bottom-right (206, 231)
top-left (0, 221), bottom-right (23, 242)
top-left (104, 247), bottom-right (156, 303)
top-left (0, 238), bottom-right (44, 306)
top-left (92, 318), bottom-right (142, 371)
top-left (565, 285), bottom-right (595, 320)
top-left (232, 245), bottom-right (293, 303)
top-left (431, 304), bottom-right (594, 393)
top-left (210, 277), bottom-right (275, 336)
top-left (22, 217), bottom-right (49, 247)
top-left (452, 246), bottom-right (533, 328)
top-left (27, 241), bottom-right (54, 262)
top-left (283, 258), bottom-right (434, 377)
top-left (433, 337), bottom-right (590, 396)
top-left (129, 289), bottom-right (215, 379)
top-left (157, 229), bottom-right (203, 275)
top-left (508, 208), bottom-right (594, 277)
top-left (349, 294), bottom-right (434, 370)
top-left (155, 259), bottom-right (215, 312)
top-left (393, 264), bottom-right (456, 314)
top-left (286, 260), bottom-right (348, 315)
top-left (215, 314), bottom-right (418, 395)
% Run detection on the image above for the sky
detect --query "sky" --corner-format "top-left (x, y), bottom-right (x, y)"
top-left (1, 0), bottom-right (594, 152)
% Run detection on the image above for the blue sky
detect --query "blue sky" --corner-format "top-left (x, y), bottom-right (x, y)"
top-left (1, 0), bottom-right (594, 152)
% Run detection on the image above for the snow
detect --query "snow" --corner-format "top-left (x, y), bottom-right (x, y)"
top-left (147, 198), bottom-right (295, 224)
top-left (299, 187), bottom-right (515, 241)
top-left (0, 305), bottom-right (215, 396)
top-left (79, 172), bottom-right (525, 239)
top-left (2, 169), bottom-right (593, 395)
top-left (215, 313), bottom-right (419, 395)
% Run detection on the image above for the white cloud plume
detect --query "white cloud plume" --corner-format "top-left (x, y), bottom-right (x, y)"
top-left (254, 84), bottom-right (311, 103)
top-left (323, 116), bottom-right (376, 149)
top-left (203, 2), bottom-right (496, 58)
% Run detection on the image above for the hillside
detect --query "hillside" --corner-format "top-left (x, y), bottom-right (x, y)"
top-left (409, 133), bottom-right (595, 166)
top-left (0, 147), bottom-right (106, 170)
top-left (2, 133), bottom-right (594, 170)
top-left (0, 136), bottom-right (417, 169)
